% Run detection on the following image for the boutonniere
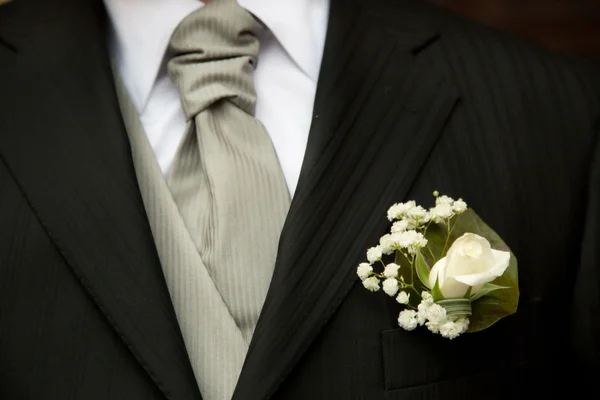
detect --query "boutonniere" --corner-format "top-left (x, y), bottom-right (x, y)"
top-left (357, 191), bottom-right (518, 339)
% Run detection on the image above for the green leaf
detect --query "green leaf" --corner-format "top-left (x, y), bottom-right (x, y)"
top-left (464, 286), bottom-right (473, 299)
top-left (420, 225), bottom-right (448, 266)
top-left (394, 251), bottom-right (412, 284)
top-left (390, 250), bottom-right (423, 307)
top-left (394, 249), bottom-right (407, 267)
top-left (431, 276), bottom-right (444, 301)
top-left (415, 252), bottom-right (431, 289)
top-left (469, 283), bottom-right (509, 302)
top-left (424, 209), bottom-right (519, 333)
top-left (436, 298), bottom-right (472, 316)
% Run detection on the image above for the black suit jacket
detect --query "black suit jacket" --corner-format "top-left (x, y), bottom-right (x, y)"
top-left (1, 0), bottom-right (599, 399)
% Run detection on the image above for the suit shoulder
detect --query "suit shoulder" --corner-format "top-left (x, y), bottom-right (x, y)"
top-left (401, 0), bottom-right (600, 117)
top-left (371, 1), bottom-right (599, 95)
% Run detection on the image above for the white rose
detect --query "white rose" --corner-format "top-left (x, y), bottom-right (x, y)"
top-left (428, 233), bottom-right (511, 298)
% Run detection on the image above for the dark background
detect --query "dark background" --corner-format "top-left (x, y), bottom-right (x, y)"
top-left (429, 0), bottom-right (600, 63)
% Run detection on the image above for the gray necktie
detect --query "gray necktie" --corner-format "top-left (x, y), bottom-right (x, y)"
top-left (167, 0), bottom-right (291, 343)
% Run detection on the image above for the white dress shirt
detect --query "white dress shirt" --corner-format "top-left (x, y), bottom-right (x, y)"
top-left (104, 0), bottom-right (330, 196)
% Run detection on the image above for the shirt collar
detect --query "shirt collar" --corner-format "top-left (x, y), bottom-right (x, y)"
top-left (104, 0), bottom-right (329, 113)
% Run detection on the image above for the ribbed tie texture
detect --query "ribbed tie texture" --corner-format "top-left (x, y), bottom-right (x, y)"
top-left (166, 0), bottom-right (291, 345)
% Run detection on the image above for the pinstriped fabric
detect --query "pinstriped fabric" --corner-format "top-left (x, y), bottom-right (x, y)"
top-left (113, 75), bottom-right (248, 400)
top-left (166, 0), bottom-right (291, 344)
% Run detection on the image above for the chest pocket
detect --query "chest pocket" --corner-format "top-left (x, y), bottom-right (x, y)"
top-left (380, 299), bottom-right (538, 394)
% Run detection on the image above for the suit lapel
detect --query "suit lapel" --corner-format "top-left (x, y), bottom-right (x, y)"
top-left (233, 1), bottom-right (460, 399)
top-left (0, 1), bottom-right (201, 399)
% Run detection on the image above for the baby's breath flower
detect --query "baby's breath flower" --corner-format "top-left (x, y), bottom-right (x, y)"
top-left (421, 291), bottom-right (434, 305)
top-left (397, 230), bottom-right (428, 255)
top-left (387, 204), bottom-right (402, 222)
top-left (396, 291), bottom-right (410, 304)
top-left (404, 218), bottom-right (418, 230)
top-left (439, 321), bottom-right (462, 339)
top-left (454, 317), bottom-right (470, 333)
top-left (362, 276), bottom-right (380, 292)
top-left (356, 263), bottom-right (373, 280)
top-left (402, 200), bottom-right (417, 212)
top-left (417, 301), bottom-right (430, 314)
top-left (387, 232), bottom-right (401, 249)
top-left (408, 206), bottom-right (427, 220)
top-left (425, 303), bottom-right (447, 325)
top-left (430, 203), bottom-right (454, 223)
top-left (398, 310), bottom-right (418, 331)
top-left (453, 199), bottom-right (468, 214)
top-left (366, 246), bottom-right (383, 264)
top-left (406, 206), bottom-right (431, 229)
top-left (382, 278), bottom-right (399, 296)
top-left (383, 263), bottom-right (400, 278)
top-left (387, 201), bottom-right (416, 221)
top-left (391, 219), bottom-right (409, 233)
top-left (436, 195), bottom-right (455, 206)
top-left (416, 292), bottom-right (434, 325)
top-left (397, 230), bottom-right (419, 248)
top-left (379, 234), bottom-right (395, 255)
top-left (426, 321), bottom-right (441, 334)
top-left (415, 234), bottom-right (428, 249)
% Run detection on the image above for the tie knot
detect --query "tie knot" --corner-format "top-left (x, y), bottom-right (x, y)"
top-left (167, 0), bottom-right (264, 118)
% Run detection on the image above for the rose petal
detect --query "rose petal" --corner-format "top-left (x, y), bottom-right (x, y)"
top-left (429, 257), bottom-right (447, 289)
top-left (452, 252), bottom-right (509, 286)
top-left (440, 276), bottom-right (470, 298)
top-left (490, 249), bottom-right (511, 276)
top-left (444, 234), bottom-right (494, 278)
top-left (452, 250), bottom-right (509, 287)
top-left (452, 271), bottom-right (495, 287)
